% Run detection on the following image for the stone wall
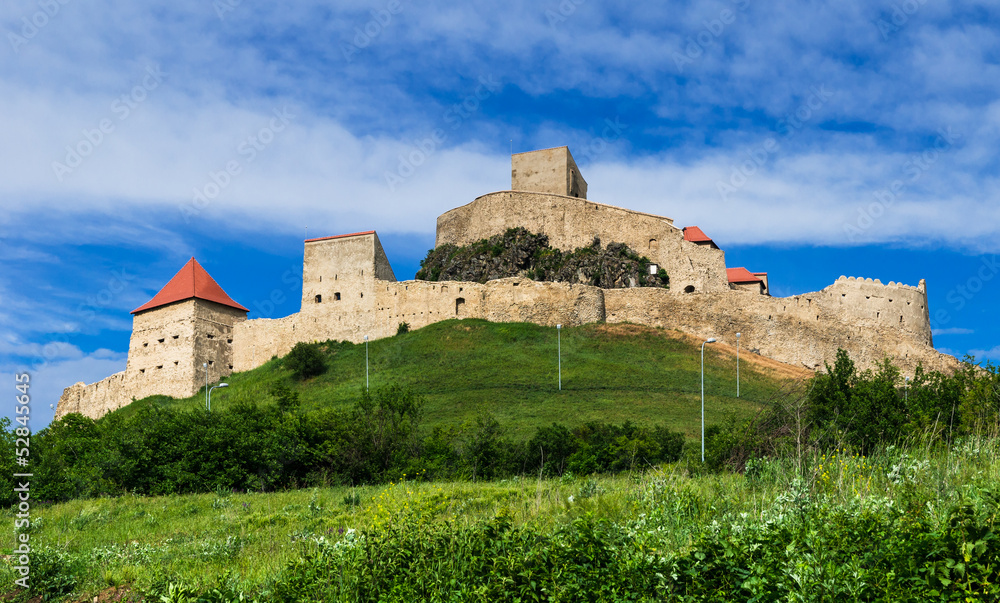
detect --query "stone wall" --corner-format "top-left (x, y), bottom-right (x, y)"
top-left (57, 298), bottom-right (245, 420)
top-left (604, 277), bottom-right (955, 376)
top-left (232, 277), bottom-right (605, 372)
top-left (435, 191), bottom-right (730, 295)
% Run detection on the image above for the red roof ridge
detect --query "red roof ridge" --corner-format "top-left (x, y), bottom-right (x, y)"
top-left (305, 231), bottom-right (376, 243)
top-left (131, 258), bottom-right (248, 314)
top-left (727, 267), bottom-right (763, 284)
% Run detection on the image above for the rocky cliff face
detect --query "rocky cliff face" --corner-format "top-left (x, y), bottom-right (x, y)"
top-left (416, 227), bottom-right (670, 289)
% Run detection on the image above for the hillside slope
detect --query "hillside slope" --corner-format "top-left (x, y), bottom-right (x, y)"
top-left (114, 319), bottom-right (810, 438)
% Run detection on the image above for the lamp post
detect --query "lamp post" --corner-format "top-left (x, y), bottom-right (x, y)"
top-left (702, 337), bottom-right (717, 463)
top-left (208, 382), bottom-right (228, 412)
top-left (364, 335), bottom-right (369, 391)
top-left (204, 362), bottom-right (208, 409)
top-left (736, 332), bottom-right (741, 398)
top-left (905, 376), bottom-right (909, 403)
top-left (557, 324), bottom-right (562, 391)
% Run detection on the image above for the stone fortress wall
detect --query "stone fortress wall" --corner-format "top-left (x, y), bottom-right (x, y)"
top-left (57, 145), bottom-right (958, 421)
top-left (57, 292), bottom-right (246, 419)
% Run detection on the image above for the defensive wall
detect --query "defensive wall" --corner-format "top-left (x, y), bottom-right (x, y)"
top-left (604, 276), bottom-right (953, 375)
top-left (56, 145), bottom-right (959, 421)
top-left (436, 191), bottom-right (730, 295)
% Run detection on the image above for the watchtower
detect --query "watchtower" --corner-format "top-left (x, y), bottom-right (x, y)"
top-left (511, 146), bottom-right (588, 199)
top-left (128, 258), bottom-right (248, 399)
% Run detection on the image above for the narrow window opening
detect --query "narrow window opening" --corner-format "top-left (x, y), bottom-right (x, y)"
top-left (208, 360), bottom-right (214, 366)
top-left (335, 292), bottom-right (341, 301)
top-left (158, 338), bottom-right (165, 343)
top-left (455, 297), bottom-right (466, 316)
top-left (315, 294), bottom-right (322, 303)
top-left (156, 365), bottom-right (163, 369)
top-left (172, 335), bottom-right (179, 339)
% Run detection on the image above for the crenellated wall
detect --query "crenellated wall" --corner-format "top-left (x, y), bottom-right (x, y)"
top-left (604, 277), bottom-right (954, 376)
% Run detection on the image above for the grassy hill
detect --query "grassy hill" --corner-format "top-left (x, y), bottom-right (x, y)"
top-left (115, 319), bottom-right (809, 439)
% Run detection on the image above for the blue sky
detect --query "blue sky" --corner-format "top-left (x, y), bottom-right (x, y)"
top-left (2, 0), bottom-right (999, 428)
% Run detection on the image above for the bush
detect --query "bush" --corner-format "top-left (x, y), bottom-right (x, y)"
top-left (396, 321), bottom-right (410, 335)
top-left (284, 342), bottom-right (327, 381)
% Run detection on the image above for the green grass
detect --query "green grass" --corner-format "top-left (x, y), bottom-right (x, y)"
top-left (113, 320), bottom-right (798, 439)
top-left (5, 437), bottom-right (1000, 599)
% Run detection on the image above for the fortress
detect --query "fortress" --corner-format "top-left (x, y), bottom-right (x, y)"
top-left (56, 146), bottom-right (959, 420)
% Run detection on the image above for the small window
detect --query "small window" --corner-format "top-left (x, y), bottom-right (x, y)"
top-left (456, 297), bottom-right (466, 316)
top-left (143, 342), bottom-right (148, 347)
top-left (335, 292), bottom-right (341, 301)
top-left (158, 338), bottom-right (165, 343)
top-left (227, 338), bottom-right (233, 344)
top-left (140, 368), bottom-right (145, 374)
top-left (208, 360), bottom-right (214, 366)
top-left (172, 335), bottom-right (179, 339)
top-left (174, 361), bottom-right (179, 366)
top-left (360, 292), bottom-right (364, 298)
top-left (684, 285), bottom-right (695, 293)
top-left (315, 294), bottom-right (322, 303)
top-left (156, 365), bottom-right (163, 369)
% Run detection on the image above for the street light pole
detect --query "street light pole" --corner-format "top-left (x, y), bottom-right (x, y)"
top-left (736, 332), bottom-right (741, 398)
top-left (557, 324), bottom-right (562, 391)
top-left (208, 383), bottom-right (228, 412)
top-left (364, 335), bottom-right (369, 391)
top-left (702, 337), bottom-right (717, 463)
top-left (905, 376), bottom-right (909, 403)
top-left (204, 362), bottom-right (208, 409)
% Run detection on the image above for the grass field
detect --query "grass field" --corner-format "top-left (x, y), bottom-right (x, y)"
top-left (4, 436), bottom-right (999, 600)
top-left (113, 319), bottom-right (806, 439)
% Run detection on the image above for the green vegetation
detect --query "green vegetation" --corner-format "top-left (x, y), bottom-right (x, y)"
top-left (416, 227), bottom-right (669, 288)
top-left (111, 320), bottom-right (779, 439)
top-left (283, 341), bottom-right (327, 381)
top-left (7, 319), bottom-right (1000, 601)
top-left (4, 440), bottom-right (1000, 601)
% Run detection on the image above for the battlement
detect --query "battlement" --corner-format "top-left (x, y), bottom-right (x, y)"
top-left (833, 275), bottom-right (926, 293)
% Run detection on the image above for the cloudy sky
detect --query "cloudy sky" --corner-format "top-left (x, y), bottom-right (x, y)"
top-left (3, 0), bottom-right (999, 427)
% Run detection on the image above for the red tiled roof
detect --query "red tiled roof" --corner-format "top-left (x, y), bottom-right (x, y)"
top-left (683, 226), bottom-right (714, 244)
top-left (305, 231), bottom-right (375, 243)
top-left (752, 272), bottom-right (768, 277)
top-left (131, 258), bottom-right (249, 314)
top-left (727, 267), bottom-right (763, 284)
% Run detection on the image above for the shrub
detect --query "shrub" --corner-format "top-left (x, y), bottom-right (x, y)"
top-left (284, 342), bottom-right (327, 381)
top-left (396, 321), bottom-right (410, 335)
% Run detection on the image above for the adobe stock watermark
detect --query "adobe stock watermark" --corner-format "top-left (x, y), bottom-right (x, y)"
top-left (672, 0), bottom-right (751, 73)
top-left (342, 0), bottom-right (405, 62)
top-left (842, 127), bottom-right (960, 242)
top-left (573, 118), bottom-right (628, 164)
top-left (874, 0), bottom-right (929, 41)
top-left (7, 0), bottom-right (73, 55)
top-left (180, 106), bottom-right (296, 223)
top-left (384, 75), bottom-right (501, 192)
top-left (931, 255), bottom-right (999, 331)
top-left (51, 65), bottom-right (166, 182)
top-left (544, 0), bottom-right (586, 27)
top-left (213, 0), bottom-right (242, 20)
top-left (717, 84), bottom-right (834, 202)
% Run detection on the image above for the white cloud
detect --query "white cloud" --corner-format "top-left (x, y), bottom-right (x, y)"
top-left (932, 328), bottom-right (975, 336)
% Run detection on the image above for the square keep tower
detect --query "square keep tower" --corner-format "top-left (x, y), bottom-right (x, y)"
top-left (511, 146), bottom-right (588, 199)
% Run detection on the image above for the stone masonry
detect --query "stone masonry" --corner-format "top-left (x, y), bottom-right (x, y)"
top-left (57, 147), bottom-right (958, 420)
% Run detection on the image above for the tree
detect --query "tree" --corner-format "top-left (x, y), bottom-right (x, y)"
top-left (285, 342), bottom-right (327, 380)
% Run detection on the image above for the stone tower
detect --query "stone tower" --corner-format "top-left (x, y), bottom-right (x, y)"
top-left (511, 146), bottom-right (588, 199)
top-left (56, 258), bottom-right (248, 419)
top-left (128, 257), bottom-right (249, 397)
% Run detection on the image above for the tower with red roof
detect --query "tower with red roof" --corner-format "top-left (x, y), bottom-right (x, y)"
top-left (125, 258), bottom-right (248, 401)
